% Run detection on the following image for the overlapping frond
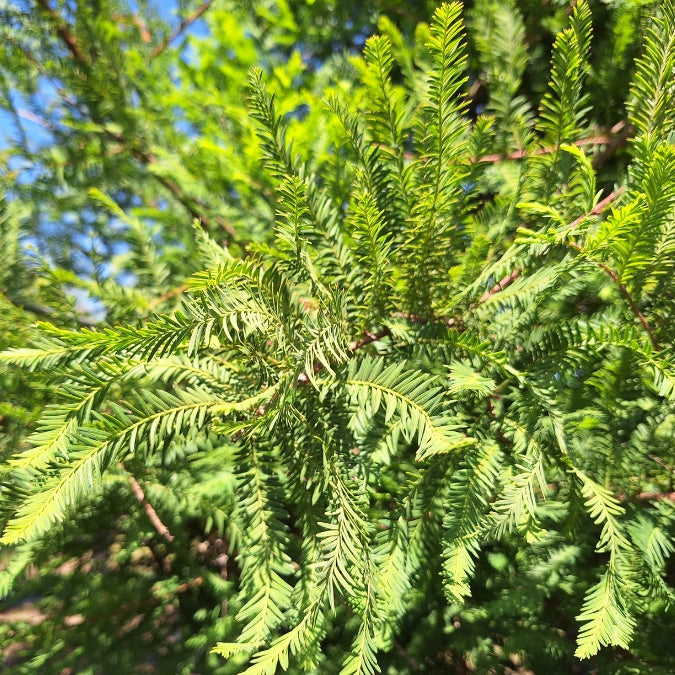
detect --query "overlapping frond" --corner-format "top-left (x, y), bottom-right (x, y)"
top-left (573, 470), bottom-right (636, 657)
top-left (3, 2), bottom-right (675, 670)
top-left (470, 0), bottom-right (533, 153)
top-left (442, 442), bottom-right (503, 601)
top-left (361, 35), bottom-right (415, 223)
top-left (536, 1), bottom-right (592, 148)
top-left (247, 68), bottom-right (354, 288)
top-left (232, 443), bottom-right (295, 649)
top-left (627, 3), bottom-right (675, 139)
top-left (405, 1), bottom-right (470, 310)
top-left (487, 436), bottom-right (546, 538)
top-left (1, 387), bottom-right (218, 545)
top-left (0, 543), bottom-right (36, 600)
top-left (529, 1), bottom-right (592, 202)
top-left (341, 357), bottom-right (475, 461)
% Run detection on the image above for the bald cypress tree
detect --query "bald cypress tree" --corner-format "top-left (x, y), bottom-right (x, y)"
top-left (1, 1), bottom-right (674, 672)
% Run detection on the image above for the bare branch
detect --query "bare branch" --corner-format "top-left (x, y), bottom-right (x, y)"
top-left (474, 125), bottom-right (632, 165)
top-left (121, 463), bottom-right (175, 544)
top-left (17, 109), bottom-right (55, 130)
top-left (592, 121), bottom-right (633, 170)
top-left (478, 269), bottom-right (521, 304)
top-left (349, 328), bottom-right (391, 351)
top-left (151, 0), bottom-right (215, 59)
top-left (568, 187), bottom-right (624, 231)
top-left (635, 491), bottom-right (675, 502)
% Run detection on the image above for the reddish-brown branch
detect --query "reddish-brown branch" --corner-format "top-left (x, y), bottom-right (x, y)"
top-left (391, 312), bottom-right (459, 328)
top-left (152, 172), bottom-right (236, 237)
top-left (478, 269), bottom-right (521, 304)
top-left (34, 0), bottom-right (89, 67)
top-left (547, 483), bottom-right (675, 505)
top-left (471, 185), bottom-right (660, 354)
top-left (394, 640), bottom-right (420, 671)
top-left (349, 328), bottom-right (391, 351)
top-left (592, 121), bottom-right (633, 170)
top-left (477, 187), bottom-right (621, 309)
top-left (122, 463), bottom-right (175, 543)
top-left (636, 491), bottom-right (675, 502)
top-left (474, 126), bottom-right (632, 165)
top-left (568, 187), bottom-right (623, 230)
top-left (567, 237), bottom-right (659, 350)
top-left (151, 0), bottom-right (215, 59)
top-left (149, 284), bottom-right (188, 309)
top-left (17, 109), bottom-right (55, 130)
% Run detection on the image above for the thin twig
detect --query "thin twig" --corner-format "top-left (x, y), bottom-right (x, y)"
top-left (17, 109), bottom-right (55, 130)
top-left (295, 328), bottom-right (392, 387)
top-left (379, 130), bottom-right (626, 165)
top-left (390, 311), bottom-right (459, 328)
top-left (33, 2), bottom-right (236, 241)
top-left (1, 292), bottom-right (97, 327)
top-left (598, 263), bottom-right (660, 350)
top-left (562, 188), bottom-right (658, 349)
top-left (149, 284), bottom-right (188, 309)
top-left (568, 187), bottom-right (623, 230)
top-left (648, 454), bottom-right (673, 474)
top-left (477, 188), bottom-right (622, 307)
top-left (592, 121), bottom-right (633, 170)
top-left (566, 239), bottom-right (659, 350)
top-left (122, 144), bottom-right (237, 239)
top-left (393, 640), bottom-right (420, 671)
top-left (478, 269), bottom-right (521, 304)
top-left (121, 463), bottom-right (175, 543)
top-left (151, 0), bottom-right (214, 59)
top-left (349, 328), bottom-right (391, 351)
top-left (97, 133), bottom-right (237, 239)
top-left (474, 124), bottom-right (633, 165)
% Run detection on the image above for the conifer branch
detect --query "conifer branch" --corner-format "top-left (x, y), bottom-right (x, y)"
top-left (34, 0), bottom-right (89, 67)
top-left (4, 3), bottom-right (674, 668)
top-left (105, 141), bottom-right (239, 240)
top-left (604, 274), bottom-right (659, 349)
top-left (568, 187), bottom-right (624, 230)
top-left (16, 108), bottom-right (55, 130)
top-left (33, 1), bottom-right (237, 242)
top-left (385, 128), bottom-right (630, 166)
top-left (479, 188), bottom-right (622, 307)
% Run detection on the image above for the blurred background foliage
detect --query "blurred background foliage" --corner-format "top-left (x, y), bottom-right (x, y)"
top-left (0, 0), bottom-right (672, 673)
